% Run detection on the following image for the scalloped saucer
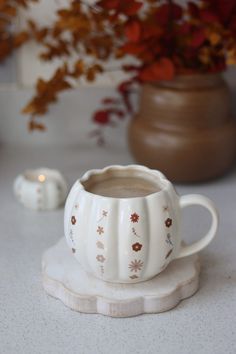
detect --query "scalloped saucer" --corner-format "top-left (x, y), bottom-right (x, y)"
top-left (42, 238), bottom-right (200, 317)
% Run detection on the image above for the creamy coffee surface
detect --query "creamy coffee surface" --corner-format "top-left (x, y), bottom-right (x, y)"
top-left (85, 176), bottom-right (160, 198)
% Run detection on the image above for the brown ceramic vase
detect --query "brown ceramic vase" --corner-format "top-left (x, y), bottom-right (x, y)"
top-left (128, 73), bottom-right (236, 182)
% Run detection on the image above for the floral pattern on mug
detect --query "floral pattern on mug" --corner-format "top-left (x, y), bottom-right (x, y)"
top-left (132, 227), bottom-right (140, 238)
top-left (165, 249), bottom-right (173, 259)
top-left (97, 226), bottom-right (104, 235)
top-left (130, 275), bottom-right (139, 280)
top-left (166, 233), bottom-right (173, 246)
top-left (165, 218), bottom-right (172, 228)
top-left (96, 254), bottom-right (106, 263)
top-left (129, 259), bottom-right (143, 272)
top-left (130, 213), bottom-right (139, 223)
top-left (71, 215), bottom-right (76, 225)
top-left (69, 229), bottom-right (75, 246)
top-left (96, 241), bottom-right (104, 249)
top-left (97, 209), bottom-right (108, 222)
top-left (132, 242), bottom-right (143, 252)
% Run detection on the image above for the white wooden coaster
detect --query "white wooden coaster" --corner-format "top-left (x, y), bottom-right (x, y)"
top-left (42, 238), bottom-right (200, 317)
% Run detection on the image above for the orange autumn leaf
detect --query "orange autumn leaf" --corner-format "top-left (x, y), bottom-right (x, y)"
top-left (28, 120), bottom-right (46, 131)
top-left (207, 31), bottom-right (221, 46)
top-left (13, 31), bottom-right (29, 47)
top-left (0, 4), bottom-right (17, 16)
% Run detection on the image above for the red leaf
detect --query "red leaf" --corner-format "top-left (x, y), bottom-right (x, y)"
top-left (118, 80), bottom-right (133, 93)
top-left (102, 98), bottom-right (119, 104)
top-left (190, 29), bottom-right (206, 48)
top-left (93, 110), bottom-right (110, 125)
top-left (156, 3), bottom-right (183, 26)
top-left (125, 20), bottom-right (141, 42)
top-left (139, 58), bottom-right (175, 82)
top-left (206, 0), bottom-right (236, 23)
top-left (121, 42), bottom-right (146, 55)
top-left (188, 2), bottom-right (199, 17)
top-left (177, 23), bottom-right (192, 35)
top-left (97, 0), bottom-right (120, 10)
top-left (200, 9), bottom-right (218, 23)
top-left (123, 1), bottom-right (142, 16)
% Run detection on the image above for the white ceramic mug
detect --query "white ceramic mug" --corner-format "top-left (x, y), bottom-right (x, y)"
top-left (64, 165), bottom-right (218, 283)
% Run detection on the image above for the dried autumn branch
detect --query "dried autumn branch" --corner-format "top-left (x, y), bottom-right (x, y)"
top-left (1, 0), bottom-right (236, 136)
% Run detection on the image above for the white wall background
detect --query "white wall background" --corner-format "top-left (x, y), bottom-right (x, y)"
top-left (0, 0), bottom-right (235, 147)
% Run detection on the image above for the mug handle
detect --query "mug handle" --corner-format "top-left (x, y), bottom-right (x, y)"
top-left (176, 194), bottom-right (219, 259)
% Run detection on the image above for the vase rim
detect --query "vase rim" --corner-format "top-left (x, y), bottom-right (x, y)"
top-left (151, 72), bottom-right (224, 89)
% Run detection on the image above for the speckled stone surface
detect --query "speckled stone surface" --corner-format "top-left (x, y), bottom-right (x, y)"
top-left (0, 146), bottom-right (236, 354)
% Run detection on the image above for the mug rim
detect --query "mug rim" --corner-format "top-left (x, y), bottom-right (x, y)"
top-left (78, 164), bottom-right (170, 200)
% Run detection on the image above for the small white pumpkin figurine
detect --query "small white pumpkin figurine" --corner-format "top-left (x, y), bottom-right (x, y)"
top-left (14, 168), bottom-right (68, 210)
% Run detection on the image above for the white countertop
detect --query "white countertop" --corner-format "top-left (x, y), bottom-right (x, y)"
top-left (1, 145), bottom-right (236, 354)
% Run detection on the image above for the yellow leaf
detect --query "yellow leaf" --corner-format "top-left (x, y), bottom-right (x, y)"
top-left (208, 32), bottom-right (221, 46)
top-left (227, 48), bottom-right (236, 65)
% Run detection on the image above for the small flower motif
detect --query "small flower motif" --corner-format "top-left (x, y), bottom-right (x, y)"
top-left (129, 259), bottom-right (143, 272)
top-left (132, 242), bottom-right (143, 252)
top-left (130, 275), bottom-right (139, 280)
top-left (72, 248), bottom-right (76, 253)
top-left (166, 233), bottom-right (173, 246)
top-left (97, 226), bottom-right (104, 235)
top-left (165, 249), bottom-right (173, 259)
top-left (130, 213), bottom-right (139, 223)
top-left (132, 227), bottom-right (140, 238)
top-left (165, 218), bottom-right (172, 228)
top-left (96, 241), bottom-right (104, 249)
top-left (69, 229), bottom-right (75, 245)
top-left (96, 254), bottom-right (106, 263)
top-left (102, 210), bottom-right (108, 217)
top-left (71, 216), bottom-right (76, 225)
top-left (97, 210), bottom-right (108, 222)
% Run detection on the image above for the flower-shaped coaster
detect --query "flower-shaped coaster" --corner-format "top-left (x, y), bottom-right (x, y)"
top-left (42, 238), bottom-right (200, 317)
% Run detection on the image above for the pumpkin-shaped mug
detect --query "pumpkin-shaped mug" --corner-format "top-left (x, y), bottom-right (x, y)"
top-left (64, 165), bottom-right (218, 283)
